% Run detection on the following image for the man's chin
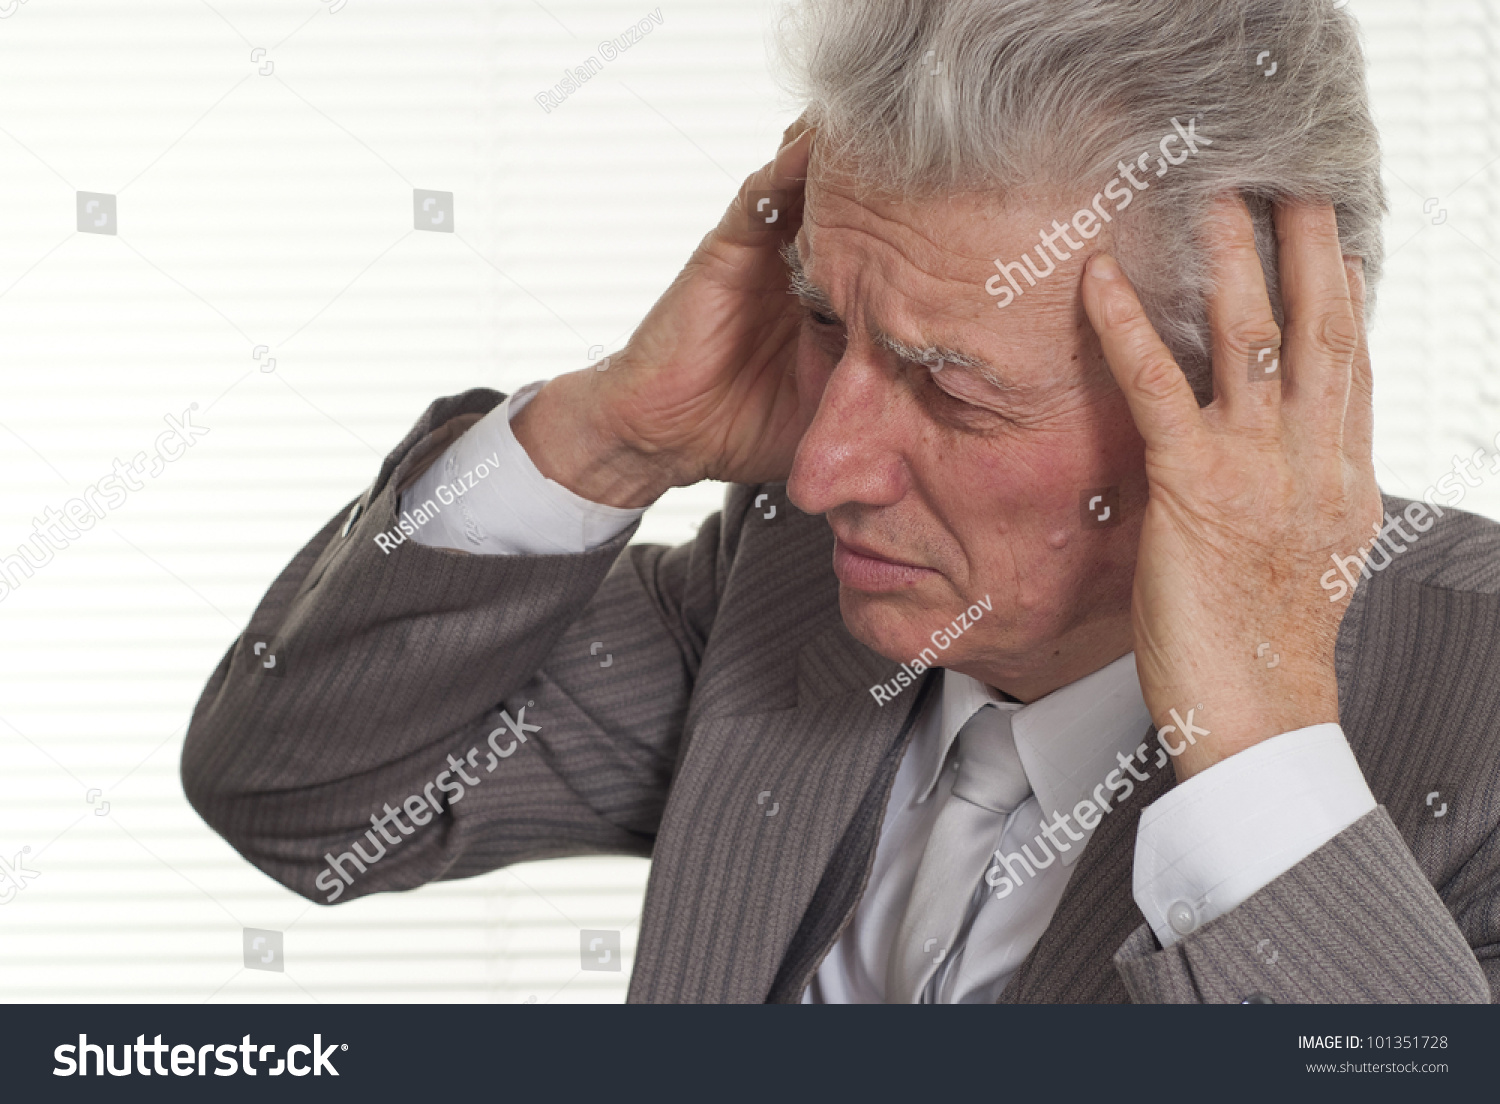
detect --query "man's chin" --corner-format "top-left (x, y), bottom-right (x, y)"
top-left (836, 584), bottom-right (949, 665)
top-left (838, 584), bottom-right (1040, 678)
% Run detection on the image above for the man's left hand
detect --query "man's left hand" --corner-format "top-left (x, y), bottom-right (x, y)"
top-left (1080, 196), bottom-right (1382, 781)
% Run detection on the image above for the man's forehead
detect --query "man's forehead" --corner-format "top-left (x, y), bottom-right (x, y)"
top-left (789, 183), bottom-right (1090, 376)
top-left (800, 171), bottom-right (1003, 277)
top-left (783, 238), bottom-right (993, 374)
top-left (802, 164), bottom-right (1098, 266)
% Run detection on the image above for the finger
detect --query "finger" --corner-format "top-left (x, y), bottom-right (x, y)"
top-left (1204, 193), bottom-right (1283, 424)
top-left (780, 111), bottom-right (812, 149)
top-left (770, 125), bottom-right (814, 187)
top-left (718, 127), bottom-right (815, 247)
top-left (1277, 203), bottom-right (1359, 425)
top-left (1341, 255), bottom-right (1373, 463)
top-left (1082, 253), bottom-right (1204, 451)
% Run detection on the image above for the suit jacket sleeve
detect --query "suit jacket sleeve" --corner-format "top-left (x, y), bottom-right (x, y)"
top-left (1113, 806), bottom-right (1493, 1002)
top-left (181, 388), bottom-right (746, 904)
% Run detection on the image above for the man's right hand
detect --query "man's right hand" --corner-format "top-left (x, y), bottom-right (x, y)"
top-left (511, 119), bottom-right (816, 509)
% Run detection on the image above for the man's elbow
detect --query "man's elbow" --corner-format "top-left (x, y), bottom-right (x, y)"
top-left (179, 729), bottom-right (322, 903)
top-left (179, 722), bottom-right (239, 844)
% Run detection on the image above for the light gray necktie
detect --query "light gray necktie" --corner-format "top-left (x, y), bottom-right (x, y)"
top-left (886, 703), bottom-right (1032, 1004)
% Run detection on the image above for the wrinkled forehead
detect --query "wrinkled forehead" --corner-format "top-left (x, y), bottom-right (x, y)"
top-left (799, 165), bottom-right (996, 279)
top-left (802, 148), bottom-right (1108, 255)
top-left (795, 161), bottom-right (1100, 365)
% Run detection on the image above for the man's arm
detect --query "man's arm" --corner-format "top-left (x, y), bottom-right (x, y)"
top-left (182, 117), bottom-right (821, 904)
top-left (1115, 807), bottom-right (1492, 1003)
top-left (181, 387), bottom-right (740, 903)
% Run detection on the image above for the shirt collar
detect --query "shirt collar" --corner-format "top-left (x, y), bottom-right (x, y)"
top-left (913, 653), bottom-right (1153, 866)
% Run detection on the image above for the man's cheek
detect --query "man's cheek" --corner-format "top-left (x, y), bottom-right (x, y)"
top-left (950, 453), bottom-right (1106, 607)
top-left (962, 443), bottom-right (1084, 528)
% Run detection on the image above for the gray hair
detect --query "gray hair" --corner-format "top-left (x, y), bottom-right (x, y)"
top-left (773, 0), bottom-right (1385, 402)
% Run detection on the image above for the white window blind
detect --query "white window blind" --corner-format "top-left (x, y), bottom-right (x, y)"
top-left (1361, 0), bottom-right (1500, 517)
top-left (0, 0), bottom-right (1496, 1003)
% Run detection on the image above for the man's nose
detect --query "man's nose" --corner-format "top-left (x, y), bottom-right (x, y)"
top-left (787, 354), bottom-right (910, 516)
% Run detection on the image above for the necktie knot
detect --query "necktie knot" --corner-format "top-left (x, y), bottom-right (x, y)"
top-left (952, 703), bottom-right (1030, 815)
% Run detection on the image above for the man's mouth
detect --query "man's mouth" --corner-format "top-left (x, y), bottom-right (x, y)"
top-left (831, 532), bottom-right (936, 592)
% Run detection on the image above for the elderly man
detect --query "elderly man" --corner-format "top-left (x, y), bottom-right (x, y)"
top-left (183, 0), bottom-right (1500, 1003)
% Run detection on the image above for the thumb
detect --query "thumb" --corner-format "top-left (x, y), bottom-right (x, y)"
top-left (718, 127), bottom-right (814, 246)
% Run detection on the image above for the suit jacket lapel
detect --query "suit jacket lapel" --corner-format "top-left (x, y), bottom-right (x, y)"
top-left (627, 498), bottom-right (927, 1003)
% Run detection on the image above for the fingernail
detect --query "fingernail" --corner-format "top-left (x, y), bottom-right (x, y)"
top-left (1089, 254), bottom-right (1121, 282)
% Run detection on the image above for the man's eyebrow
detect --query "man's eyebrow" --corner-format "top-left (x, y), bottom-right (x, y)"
top-left (781, 240), bottom-right (837, 314)
top-left (780, 240), bottom-right (1016, 390)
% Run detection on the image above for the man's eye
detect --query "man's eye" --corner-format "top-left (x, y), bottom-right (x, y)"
top-left (928, 368), bottom-right (970, 400)
top-left (808, 309), bottom-right (840, 327)
top-left (930, 375), bottom-right (979, 408)
top-left (927, 368), bottom-right (1013, 421)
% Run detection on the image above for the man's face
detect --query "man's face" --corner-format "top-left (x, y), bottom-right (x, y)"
top-left (785, 164), bottom-right (1149, 696)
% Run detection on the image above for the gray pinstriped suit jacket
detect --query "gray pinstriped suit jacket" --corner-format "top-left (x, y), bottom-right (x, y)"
top-left (182, 389), bottom-right (1500, 1003)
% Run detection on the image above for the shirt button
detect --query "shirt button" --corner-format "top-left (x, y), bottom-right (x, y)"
top-left (1241, 992), bottom-right (1275, 1004)
top-left (1167, 900), bottom-right (1197, 936)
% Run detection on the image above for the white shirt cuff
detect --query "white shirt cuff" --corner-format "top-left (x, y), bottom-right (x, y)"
top-left (1132, 723), bottom-right (1376, 948)
top-left (399, 380), bottom-right (645, 555)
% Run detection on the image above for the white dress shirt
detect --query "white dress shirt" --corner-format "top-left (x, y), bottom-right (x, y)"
top-left (401, 381), bottom-right (1379, 1001)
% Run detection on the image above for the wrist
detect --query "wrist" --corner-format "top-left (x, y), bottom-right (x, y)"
top-left (510, 371), bottom-right (682, 509)
top-left (1168, 716), bottom-right (1341, 781)
top-left (1144, 673), bottom-right (1339, 783)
